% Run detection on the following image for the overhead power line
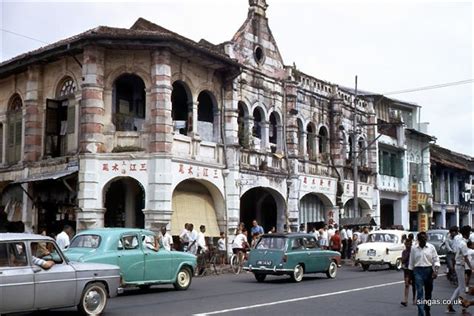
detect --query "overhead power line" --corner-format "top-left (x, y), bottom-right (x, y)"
top-left (1, 28), bottom-right (50, 45)
top-left (383, 79), bottom-right (474, 95)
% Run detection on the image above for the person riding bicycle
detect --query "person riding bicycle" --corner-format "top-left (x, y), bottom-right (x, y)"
top-left (232, 228), bottom-right (249, 258)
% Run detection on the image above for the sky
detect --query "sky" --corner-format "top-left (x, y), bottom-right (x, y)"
top-left (0, 0), bottom-right (472, 156)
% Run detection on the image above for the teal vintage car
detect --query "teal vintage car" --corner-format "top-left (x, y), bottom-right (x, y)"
top-left (244, 233), bottom-right (341, 283)
top-left (64, 228), bottom-right (196, 291)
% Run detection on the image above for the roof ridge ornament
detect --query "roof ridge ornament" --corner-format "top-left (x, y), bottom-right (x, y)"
top-left (249, 0), bottom-right (268, 16)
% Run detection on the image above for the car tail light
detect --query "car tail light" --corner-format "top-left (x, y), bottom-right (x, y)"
top-left (282, 254), bottom-right (288, 263)
top-left (386, 248), bottom-right (389, 255)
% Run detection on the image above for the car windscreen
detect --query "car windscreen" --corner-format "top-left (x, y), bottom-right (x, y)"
top-left (70, 235), bottom-right (101, 248)
top-left (427, 232), bottom-right (444, 242)
top-left (256, 237), bottom-right (286, 250)
top-left (368, 233), bottom-right (399, 243)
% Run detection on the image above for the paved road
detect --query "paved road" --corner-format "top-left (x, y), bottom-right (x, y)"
top-left (31, 264), bottom-right (472, 316)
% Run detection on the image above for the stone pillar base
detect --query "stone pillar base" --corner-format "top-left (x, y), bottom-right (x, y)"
top-left (76, 208), bottom-right (105, 231)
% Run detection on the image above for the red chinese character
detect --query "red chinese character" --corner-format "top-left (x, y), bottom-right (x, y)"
top-left (129, 164), bottom-right (137, 171)
top-left (320, 179), bottom-right (324, 186)
top-left (178, 164), bottom-right (185, 174)
top-left (140, 163), bottom-right (147, 171)
top-left (203, 168), bottom-right (209, 177)
top-left (312, 178), bottom-right (316, 185)
top-left (188, 166), bottom-right (193, 175)
top-left (112, 163), bottom-right (119, 171)
top-left (102, 163), bottom-right (109, 171)
top-left (303, 177), bottom-right (307, 184)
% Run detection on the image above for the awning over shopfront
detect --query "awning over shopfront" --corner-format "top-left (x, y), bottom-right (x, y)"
top-left (13, 167), bottom-right (78, 184)
top-left (340, 216), bottom-right (376, 227)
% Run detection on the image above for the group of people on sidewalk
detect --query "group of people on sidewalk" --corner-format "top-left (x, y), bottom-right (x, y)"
top-left (401, 226), bottom-right (474, 316)
top-left (309, 223), bottom-right (371, 259)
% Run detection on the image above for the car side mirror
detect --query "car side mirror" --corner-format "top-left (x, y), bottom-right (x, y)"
top-left (32, 266), bottom-right (42, 273)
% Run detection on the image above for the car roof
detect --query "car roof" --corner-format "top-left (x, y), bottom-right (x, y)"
top-left (0, 233), bottom-right (54, 242)
top-left (75, 228), bottom-right (154, 235)
top-left (260, 233), bottom-right (312, 238)
top-left (370, 230), bottom-right (409, 235)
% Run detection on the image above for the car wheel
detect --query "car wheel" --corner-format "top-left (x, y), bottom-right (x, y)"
top-left (254, 273), bottom-right (266, 283)
top-left (290, 264), bottom-right (304, 282)
top-left (173, 267), bottom-right (192, 291)
top-left (77, 282), bottom-right (108, 316)
top-left (326, 261), bottom-right (338, 279)
top-left (394, 258), bottom-right (402, 271)
top-left (362, 263), bottom-right (370, 271)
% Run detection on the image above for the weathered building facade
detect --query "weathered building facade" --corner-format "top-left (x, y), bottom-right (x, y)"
top-left (431, 145), bottom-right (474, 229)
top-left (0, 0), bottom-right (378, 238)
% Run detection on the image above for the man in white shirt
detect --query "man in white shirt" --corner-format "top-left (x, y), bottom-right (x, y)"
top-left (179, 223), bottom-right (190, 251)
top-left (187, 223), bottom-right (198, 255)
top-left (56, 225), bottom-right (73, 251)
top-left (408, 231), bottom-right (440, 316)
top-left (232, 229), bottom-right (249, 254)
top-left (327, 225), bottom-right (335, 241)
top-left (196, 225), bottom-right (208, 254)
top-left (346, 227), bottom-right (353, 259)
top-left (340, 226), bottom-right (348, 259)
top-left (160, 226), bottom-right (173, 251)
top-left (447, 225), bottom-right (473, 313)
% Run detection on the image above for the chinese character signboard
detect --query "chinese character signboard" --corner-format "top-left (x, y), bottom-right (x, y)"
top-left (418, 212), bottom-right (429, 232)
top-left (100, 160), bottom-right (147, 175)
top-left (409, 183), bottom-right (418, 212)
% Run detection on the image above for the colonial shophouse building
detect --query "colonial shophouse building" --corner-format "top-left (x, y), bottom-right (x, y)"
top-left (0, 0), bottom-right (378, 239)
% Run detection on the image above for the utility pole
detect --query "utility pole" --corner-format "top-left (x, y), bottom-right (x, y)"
top-left (352, 76), bottom-right (359, 217)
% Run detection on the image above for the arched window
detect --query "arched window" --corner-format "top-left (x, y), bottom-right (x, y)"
top-left (297, 119), bottom-right (305, 156)
top-left (358, 137), bottom-right (367, 167)
top-left (46, 76), bottom-right (78, 157)
top-left (171, 81), bottom-right (191, 135)
top-left (307, 123), bottom-right (316, 161)
top-left (7, 94), bottom-right (22, 163)
top-left (252, 108), bottom-right (263, 139)
top-left (269, 112), bottom-right (280, 153)
top-left (197, 91), bottom-right (216, 142)
top-left (238, 102), bottom-right (249, 148)
top-left (347, 136), bottom-right (353, 163)
top-left (113, 74), bottom-right (146, 131)
top-left (318, 126), bottom-right (328, 155)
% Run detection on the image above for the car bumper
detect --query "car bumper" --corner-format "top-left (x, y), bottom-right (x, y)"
top-left (243, 265), bottom-right (293, 273)
top-left (355, 259), bottom-right (390, 265)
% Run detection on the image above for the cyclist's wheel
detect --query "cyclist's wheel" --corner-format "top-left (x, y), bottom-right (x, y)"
top-left (230, 254), bottom-right (241, 274)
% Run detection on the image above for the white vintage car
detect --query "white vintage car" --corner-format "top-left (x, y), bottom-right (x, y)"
top-left (354, 229), bottom-right (408, 271)
top-left (0, 233), bottom-right (121, 315)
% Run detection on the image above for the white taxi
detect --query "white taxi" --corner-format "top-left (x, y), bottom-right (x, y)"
top-left (354, 229), bottom-right (408, 271)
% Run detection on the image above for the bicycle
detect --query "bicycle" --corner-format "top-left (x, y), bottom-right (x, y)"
top-left (195, 248), bottom-right (220, 277)
top-left (230, 249), bottom-right (247, 275)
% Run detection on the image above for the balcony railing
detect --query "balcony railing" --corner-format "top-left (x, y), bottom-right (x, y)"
top-left (239, 150), bottom-right (287, 172)
top-left (297, 159), bottom-right (336, 178)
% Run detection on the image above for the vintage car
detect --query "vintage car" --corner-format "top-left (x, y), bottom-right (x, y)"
top-left (0, 233), bottom-right (120, 315)
top-left (354, 229), bottom-right (408, 271)
top-left (427, 229), bottom-right (449, 260)
top-left (243, 233), bottom-right (341, 282)
top-left (65, 228), bottom-right (196, 291)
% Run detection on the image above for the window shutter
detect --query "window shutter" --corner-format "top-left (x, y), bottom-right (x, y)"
top-left (7, 123), bottom-right (14, 147)
top-left (67, 105), bottom-right (75, 134)
top-left (46, 99), bottom-right (60, 135)
top-left (14, 120), bottom-right (22, 161)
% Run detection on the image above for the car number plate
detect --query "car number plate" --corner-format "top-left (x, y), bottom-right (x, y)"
top-left (257, 260), bottom-right (272, 266)
top-left (367, 249), bottom-right (376, 257)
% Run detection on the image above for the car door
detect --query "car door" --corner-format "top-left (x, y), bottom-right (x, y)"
top-left (304, 236), bottom-right (325, 272)
top-left (143, 233), bottom-right (172, 282)
top-left (32, 241), bottom-right (76, 309)
top-left (118, 233), bottom-right (145, 283)
top-left (0, 241), bottom-right (34, 313)
top-left (289, 237), bottom-right (310, 271)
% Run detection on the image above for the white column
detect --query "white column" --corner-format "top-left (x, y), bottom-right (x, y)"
top-left (441, 208), bottom-right (447, 229)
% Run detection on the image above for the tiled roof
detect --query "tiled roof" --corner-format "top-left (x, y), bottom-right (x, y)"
top-left (0, 18), bottom-right (239, 77)
top-left (430, 144), bottom-right (473, 172)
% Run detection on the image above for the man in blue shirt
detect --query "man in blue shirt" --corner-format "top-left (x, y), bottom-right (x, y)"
top-left (251, 220), bottom-right (264, 236)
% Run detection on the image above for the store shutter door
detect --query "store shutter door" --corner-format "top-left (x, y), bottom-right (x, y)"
top-left (171, 190), bottom-right (220, 237)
